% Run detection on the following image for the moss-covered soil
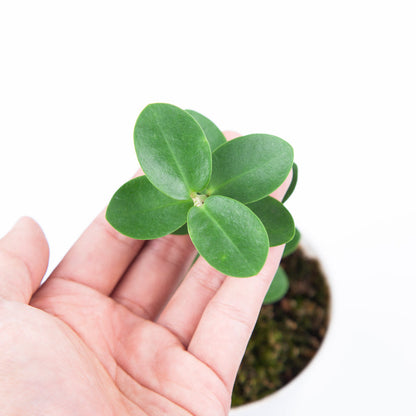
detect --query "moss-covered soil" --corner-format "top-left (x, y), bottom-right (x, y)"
top-left (231, 247), bottom-right (330, 407)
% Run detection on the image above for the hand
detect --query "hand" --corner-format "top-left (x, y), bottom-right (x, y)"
top-left (0, 133), bottom-right (291, 416)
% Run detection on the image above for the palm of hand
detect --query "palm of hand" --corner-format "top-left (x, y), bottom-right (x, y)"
top-left (2, 278), bottom-right (227, 416)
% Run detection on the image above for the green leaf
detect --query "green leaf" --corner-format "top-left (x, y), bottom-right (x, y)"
top-left (247, 196), bottom-right (295, 247)
top-left (187, 196), bottom-right (269, 277)
top-left (186, 109), bottom-right (226, 152)
top-left (207, 134), bottom-right (294, 204)
top-left (283, 228), bottom-right (301, 257)
top-left (282, 162), bottom-right (298, 203)
top-left (171, 222), bottom-right (188, 235)
top-left (106, 176), bottom-right (193, 239)
top-left (134, 103), bottom-right (212, 200)
top-left (263, 266), bottom-right (290, 305)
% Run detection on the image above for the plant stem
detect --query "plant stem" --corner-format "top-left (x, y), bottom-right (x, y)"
top-left (190, 192), bottom-right (208, 207)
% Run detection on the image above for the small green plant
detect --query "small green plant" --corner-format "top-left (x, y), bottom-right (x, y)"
top-left (106, 103), bottom-right (299, 295)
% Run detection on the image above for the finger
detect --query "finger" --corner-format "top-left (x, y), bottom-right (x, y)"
top-left (157, 255), bottom-right (227, 346)
top-left (0, 217), bottom-right (49, 303)
top-left (184, 149), bottom-right (293, 389)
top-left (35, 170), bottom-right (145, 296)
top-left (38, 208), bottom-right (144, 296)
top-left (222, 130), bottom-right (240, 141)
top-left (188, 245), bottom-right (284, 391)
top-left (111, 233), bottom-right (196, 319)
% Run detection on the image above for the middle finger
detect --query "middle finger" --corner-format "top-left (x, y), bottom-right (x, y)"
top-left (111, 233), bottom-right (196, 319)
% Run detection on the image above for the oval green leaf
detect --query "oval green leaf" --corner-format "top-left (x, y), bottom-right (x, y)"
top-left (282, 162), bottom-right (298, 203)
top-left (186, 109), bottom-right (226, 152)
top-left (134, 103), bottom-right (212, 200)
top-left (247, 196), bottom-right (295, 247)
top-left (263, 266), bottom-right (290, 305)
top-left (187, 196), bottom-right (269, 277)
top-left (207, 134), bottom-right (294, 204)
top-left (106, 176), bottom-right (193, 239)
top-left (283, 228), bottom-right (301, 257)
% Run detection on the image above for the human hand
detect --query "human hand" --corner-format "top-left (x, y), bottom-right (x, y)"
top-left (0, 132), bottom-right (291, 416)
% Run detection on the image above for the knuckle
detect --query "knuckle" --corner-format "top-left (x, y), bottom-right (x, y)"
top-left (209, 299), bottom-right (253, 333)
top-left (147, 234), bottom-right (195, 269)
top-left (192, 263), bottom-right (226, 295)
top-left (95, 213), bottom-right (137, 248)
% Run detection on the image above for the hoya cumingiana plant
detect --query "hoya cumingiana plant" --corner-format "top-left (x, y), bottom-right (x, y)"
top-left (106, 104), bottom-right (299, 295)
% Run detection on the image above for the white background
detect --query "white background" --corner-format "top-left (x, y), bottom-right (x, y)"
top-left (1, 1), bottom-right (415, 414)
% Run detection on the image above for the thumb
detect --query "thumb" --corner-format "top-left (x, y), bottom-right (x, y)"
top-left (0, 217), bottom-right (49, 303)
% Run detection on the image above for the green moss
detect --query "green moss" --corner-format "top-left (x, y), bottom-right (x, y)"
top-left (231, 247), bottom-right (330, 407)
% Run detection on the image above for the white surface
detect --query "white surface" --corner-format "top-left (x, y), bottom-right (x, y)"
top-left (1, 1), bottom-right (415, 414)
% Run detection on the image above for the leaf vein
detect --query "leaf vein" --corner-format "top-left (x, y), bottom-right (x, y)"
top-left (211, 155), bottom-right (278, 195)
top-left (202, 206), bottom-right (253, 271)
top-left (151, 108), bottom-right (191, 193)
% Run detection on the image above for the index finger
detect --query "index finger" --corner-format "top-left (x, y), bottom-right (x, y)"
top-left (187, 245), bottom-right (285, 391)
top-left (34, 170), bottom-right (145, 297)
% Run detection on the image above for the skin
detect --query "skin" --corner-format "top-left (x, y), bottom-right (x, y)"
top-left (0, 132), bottom-right (291, 416)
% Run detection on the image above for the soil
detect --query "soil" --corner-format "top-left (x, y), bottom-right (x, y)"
top-left (231, 247), bottom-right (330, 407)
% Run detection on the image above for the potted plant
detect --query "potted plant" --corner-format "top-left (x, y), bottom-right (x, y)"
top-left (105, 103), bottom-right (331, 414)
